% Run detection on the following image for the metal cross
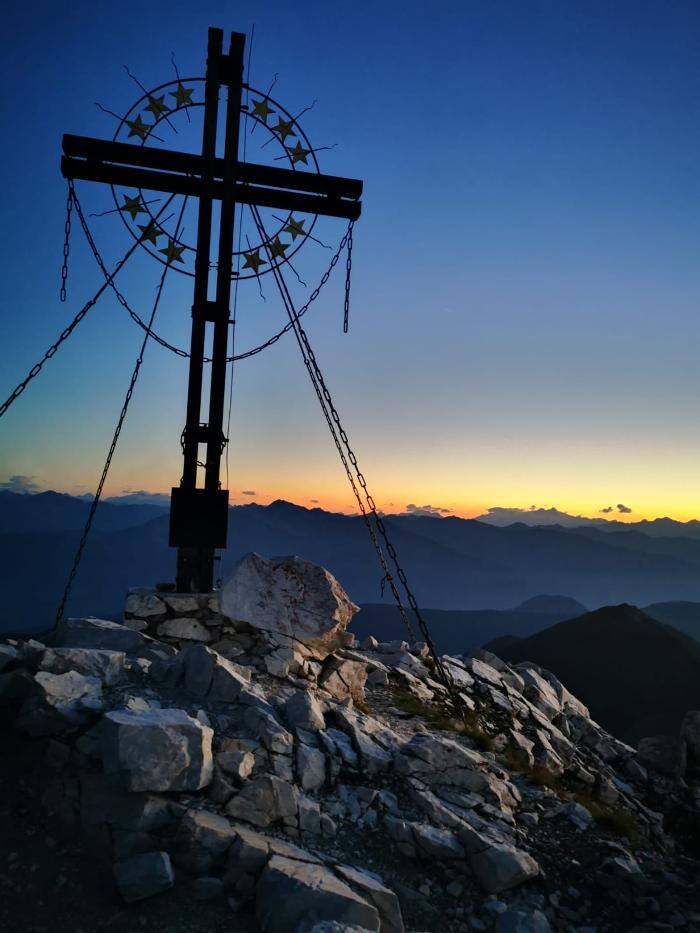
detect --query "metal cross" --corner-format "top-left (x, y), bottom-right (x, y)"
top-left (61, 28), bottom-right (363, 593)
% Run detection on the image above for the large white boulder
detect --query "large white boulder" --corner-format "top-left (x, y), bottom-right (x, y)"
top-left (220, 553), bottom-right (359, 658)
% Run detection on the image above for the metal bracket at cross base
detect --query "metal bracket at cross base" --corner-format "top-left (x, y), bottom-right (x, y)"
top-left (60, 26), bottom-right (363, 593)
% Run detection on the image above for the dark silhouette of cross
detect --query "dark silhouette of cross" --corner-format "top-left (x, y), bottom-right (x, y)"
top-left (61, 28), bottom-right (362, 593)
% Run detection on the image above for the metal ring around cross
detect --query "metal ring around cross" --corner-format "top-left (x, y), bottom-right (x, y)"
top-left (108, 77), bottom-right (321, 280)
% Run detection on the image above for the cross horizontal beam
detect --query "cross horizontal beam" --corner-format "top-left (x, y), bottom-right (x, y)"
top-left (62, 155), bottom-right (361, 221)
top-left (63, 134), bottom-right (363, 201)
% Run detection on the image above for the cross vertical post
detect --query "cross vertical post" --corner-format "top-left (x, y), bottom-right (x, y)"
top-left (60, 24), bottom-right (363, 596)
top-left (171, 28), bottom-right (244, 592)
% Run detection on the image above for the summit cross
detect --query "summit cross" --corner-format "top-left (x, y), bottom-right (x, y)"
top-left (61, 27), bottom-right (362, 593)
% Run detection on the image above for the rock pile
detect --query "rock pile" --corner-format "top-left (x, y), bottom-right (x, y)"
top-left (2, 552), bottom-right (700, 932)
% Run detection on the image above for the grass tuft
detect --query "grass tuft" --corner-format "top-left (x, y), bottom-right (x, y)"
top-left (390, 687), bottom-right (493, 751)
top-left (572, 792), bottom-right (638, 841)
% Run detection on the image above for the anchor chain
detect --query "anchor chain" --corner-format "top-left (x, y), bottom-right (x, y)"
top-left (73, 192), bottom-right (353, 364)
top-left (55, 198), bottom-right (187, 628)
top-left (343, 221), bottom-right (353, 333)
top-left (59, 182), bottom-right (74, 303)
top-left (251, 206), bottom-right (464, 714)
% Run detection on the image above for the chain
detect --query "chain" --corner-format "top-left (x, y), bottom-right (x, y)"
top-left (265, 235), bottom-right (463, 713)
top-left (73, 193), bottom-right (353, 364)
top-left (76, 191), bottom-right (352, 363)
top-left (249, 207), bottom-right (470, 709)
top-left (59, 182), bottom-right (74, 303)
top-left (0, 196), bottom-right (146, 422)
top-left (55, 198), bottom-right (187, 629)
top-left (343, 222), bottom-right (353, 333)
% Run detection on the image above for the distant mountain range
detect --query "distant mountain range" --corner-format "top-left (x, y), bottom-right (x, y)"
top-left (5, 491), bottom-right (700, 637)
top-left (485, 604), bottom-right (700, 744)
top-left (477, 505), bottom-right (700, 538)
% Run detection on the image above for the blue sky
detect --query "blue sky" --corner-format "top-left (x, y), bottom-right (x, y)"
top-left (2, 1), bottom-right (699, 519)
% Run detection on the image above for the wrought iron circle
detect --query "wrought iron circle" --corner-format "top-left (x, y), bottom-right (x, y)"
top-left (108, 77), bottom-right (321, 280)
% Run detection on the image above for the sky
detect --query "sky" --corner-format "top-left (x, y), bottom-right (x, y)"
top-left (1, 0), bottom-right (700, 521)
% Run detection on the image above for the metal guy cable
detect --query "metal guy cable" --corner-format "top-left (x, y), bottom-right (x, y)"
top-left (54, 197), bottom-right (188, 629)
top-left (0, 184), bottom-right (176, 423)
top-left (250, 206), bottom-right (464, 713)
top-left (72, 188), bottom-right (353, 364)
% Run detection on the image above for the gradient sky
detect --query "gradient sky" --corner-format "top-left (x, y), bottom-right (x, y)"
top-left (2, 1), bottom-right (699, 520)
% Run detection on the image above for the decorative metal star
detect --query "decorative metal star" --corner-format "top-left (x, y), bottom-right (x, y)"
top-left (170, 83), bottom-right (194, 107)
top-left (269, 236), bottom-right (289, 260)
top-left (160, 240), bottom-right (186, 263)
top-left (272, 118), bottom-right (294, 142)
top-left (287, 141), bottom-right (310, 165)
top-left (145, 95), bottom-right (169, 118)
top-left (283, 217), bottom-right (306, 241)
top-left (242, 249), bottom-right (267, 273)
top-left (126, 115), bottom-right (150, 140)
top-left (251, 98), bottom-right (274, 122)
top-left (121, 194), bottom-right (145, 221)
top-left (138, 220), bottom-right (161, 244)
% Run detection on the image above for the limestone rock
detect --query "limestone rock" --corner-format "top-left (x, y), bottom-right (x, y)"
top-left (468, 843), bottom-right (540, 894)
top-left (157, 617), bottom-right (212, 642)
top-left (220, 553), bottom-right (359, 658)
top-left (297, 744), bottom-right (327, 792)
top-left (218, 749), bottom-right (255, 782)
top-left (334, 864), bottom-right (404, 933)
top-left (256, 855), bottom-right (380, 933)
top-left (320, 658), bottom-right (368, 702)
top-left (113, 851), bottom-right (174, 902)
top-left (35, 669), bottom-right (102, 705)
top-left (285, 689), bottom-right (325, 731)
top-left (163, 594), bottom-right (200, 613)
top-left (39, 647), bottom-right (125, 686)
top-left (0, 644), bottom-right (19, 672)
top-left (179, 643), bottom-right (254, 702)
top-left (550, 801), bottom-right (593, 831)
top-left (226, 775), bottom-right (298, 828)
top-left (101, 708), bottom-right (213, 792)
top-left (54, 617), bottom-right (146, 652)
top-left (174, 808), bottom-right (237, 874)
top-left (124, 592), bottom-right (167, 619)
top-left (412, 823), bottom-right (465, 860)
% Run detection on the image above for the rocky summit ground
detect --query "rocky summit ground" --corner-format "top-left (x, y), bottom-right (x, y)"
top-left (1, 552), bottom-right (700, 933)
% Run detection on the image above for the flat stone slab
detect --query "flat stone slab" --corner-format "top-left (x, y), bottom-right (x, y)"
top-left (113, 851), bottom-right (174, 902)
top-left (102, 707), bottom-right (213, 792)
top-left (256, 855), bottom-right (380, 933)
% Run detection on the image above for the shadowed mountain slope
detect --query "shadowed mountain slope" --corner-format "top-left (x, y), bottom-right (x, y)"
top-left (485, 604), bottom-right (700, 744)
top-left (644, 601), bottom-right (700, 643)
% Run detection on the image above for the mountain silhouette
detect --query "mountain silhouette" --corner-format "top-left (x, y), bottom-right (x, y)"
top-left (485, 604), bottom-right (700, 743)
top-left (5, 493), bottom-right (700, 635)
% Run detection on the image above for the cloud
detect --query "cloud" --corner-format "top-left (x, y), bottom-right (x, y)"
top-left (241, 490), bottom-right (257, 496)
top-left (617, 503), bottom-right (632, 514)
top-left (404, 503), bottom-right (452, 517)
top-left (0, 474), bottom-right (40, 494)
top-left (310, 498), bottom-right (319, 504)
top-left (600, 506), bottom-right (614, 514)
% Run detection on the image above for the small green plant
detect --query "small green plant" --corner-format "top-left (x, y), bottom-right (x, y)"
top-left (498, 743), bottom-right (560, 787)
top-left (390, 687), bottom-right (493, 750)
top-left (572, 792), bottom-right (638, 841)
